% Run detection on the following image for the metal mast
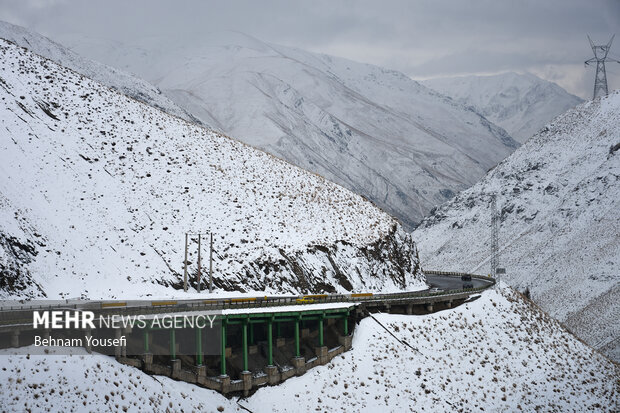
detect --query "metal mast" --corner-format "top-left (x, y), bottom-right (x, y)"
top-left (490, 194), bottom-right (499, 282)
top-left (585, 35), bottom-right (619, 99)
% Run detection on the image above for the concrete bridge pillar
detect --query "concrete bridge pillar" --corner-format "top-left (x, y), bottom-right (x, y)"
top-left (406, 304), bottom-right (413, 315)
top-left (426, 303), bottom-right (434, 312)
top-left (446, 301), bottom-right (452, 309)
top-left (196, 365), bottom-right (206, 385)
top-left (338, 335), bottom-right (352, 351)
top-left (121, 327), bottom-right (131, 358)
top-left (171, 359), bottom-right (181, 379)
top-left (292, 356), bottom-right (306, 376)
top-left (219, 375), bottom-right (231, 394)
top-left (241, 371), bottom-right (252, 396)
top-left (114, 328), bottom-right (122, 358)
top-left (10, 331), bottom-right (19, 348)
top-left (142, 353), bottom-right (153, 372)
top-left (315, 346), bottom-right (328, 364)
top-left (84, 327), bottom-right (92, 354)
top-left (264, 365), bottom-right (279, 385)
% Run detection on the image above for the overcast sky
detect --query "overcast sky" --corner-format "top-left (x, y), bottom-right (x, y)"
top-left (1, 0), bottom-right (619, 99)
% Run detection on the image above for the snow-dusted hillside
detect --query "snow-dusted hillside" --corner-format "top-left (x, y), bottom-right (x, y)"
top-left (57, 31), bottom-right (518, 230)
top-left (414, 92), bottom-right (620, 361)
top-left (1, 288), bottom-right (616, 411)
top-left (0, 20), bottom-right (205, 128)
top-left (424, 72), bottom-right (583, 143)
top-left (0, 38), bottom-right (424, 300)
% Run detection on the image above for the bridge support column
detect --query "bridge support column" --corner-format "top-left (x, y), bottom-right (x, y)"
top-left (267, 318), bottom-right (274, 366)
top-left (84, 327), bottom-right (92, 354)
top-left (315, 346), bottom-right (328, 364)
top-left (446, 301), bottom-right (452, 309)
top-left (264, 365), bottom-right (279, 385)
top-left (242, 319), bottom-right (249, 372)
top-left (114, 328), bottom-right (122, 358)
top-left (406, 304), bottom-right (413, 315)
top-left (171, 359), bottom-right (181, 379)
top-left (196, 327), bottom-right (203, 366)
top-left (196, 365), bottom-right (206, 385)
top-left (10, 331), bottom-right (19, 348)
top-left (121, 327), bottom-right (131, 358)
top-left (343, 312), bottom-right (349, 336)
top-left (169, 328), bottom-right (176, 360)
top-left (292, 356), bottom-right (306, 376)
top-left (338, 335), bottom-right (352, 351)
top-left (219, 374), bottom-right (230, 394)
top-left (220, 320), bottom-right (227, 376)
top-left (143, 329), bottom-right (150, 354)
top-left (142, 353), bottom-right (153, 372)
top-left (318, 315), bottom-right (324, 347)
top-left (294, 317), bottom-right (301, 358)
top-left (384, 304), bottom-right (391, 313)
top-left (241, 371), bottom-right (252, 396)
top-left (426, 303), bottom-right (433, 312)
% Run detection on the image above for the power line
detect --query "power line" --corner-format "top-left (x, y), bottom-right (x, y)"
top-left (585, 35), bottom-right (620, 99)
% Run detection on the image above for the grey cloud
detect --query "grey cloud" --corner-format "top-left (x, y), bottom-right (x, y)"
top-left (0, 0), bottom-right (618, 98)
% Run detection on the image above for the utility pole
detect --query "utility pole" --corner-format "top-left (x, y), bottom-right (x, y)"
top-left (209, 232), bottom-right (214, 293)
top-left (585, 35), bottom-right (619, 99)
top-left (183, 233), bottom-right (189, 292)
top-left (197, 233), bottom-right (202, 293)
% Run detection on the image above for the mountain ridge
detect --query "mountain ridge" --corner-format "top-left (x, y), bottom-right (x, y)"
top-left (413, 91), bottom-right (620, 361)
top-left (424, 72), bottom-right (584, 143)
top-left (56, 30), bottom-right (519, 229)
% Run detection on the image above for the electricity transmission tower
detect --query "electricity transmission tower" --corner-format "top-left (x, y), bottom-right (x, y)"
top-left (490, 194), bottom-right (499, 283)
top-left (585, 35), bottom-right (619, 99)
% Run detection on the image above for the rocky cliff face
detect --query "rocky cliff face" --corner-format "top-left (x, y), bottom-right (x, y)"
top-left (413, 92), bottom-right (620, 361)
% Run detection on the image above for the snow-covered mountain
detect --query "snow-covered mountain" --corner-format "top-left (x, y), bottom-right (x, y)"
top-left (424, 72), bottom-right (584, 143)
top-left (1, 288), bottom-right (617, 411)
top-left (0, 20), bottom-right (206, 128)
top-left (413, 92), bottom-right (620, 361)
top-left (56, 31), bottom-right (519, 230)
top-left (0, 38), bottom-right (425, 300)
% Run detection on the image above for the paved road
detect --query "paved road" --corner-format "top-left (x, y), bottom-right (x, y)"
top-left (426, 274), bottom-right (492, 291)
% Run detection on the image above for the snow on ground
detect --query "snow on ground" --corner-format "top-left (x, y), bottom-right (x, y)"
top-left (414, 91), bottom-right (620, 361)
top-left (245, 287), bottom-right (617, 412)
top-left (0, 347), bottom-right (240, 412)
top-left (0, 38), bottom-right (423, 300)
top-left (1, 288), bottom-right (616, 412)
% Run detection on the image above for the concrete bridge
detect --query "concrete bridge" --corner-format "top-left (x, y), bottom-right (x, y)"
top-left (0, 271), bottom-right (494, 395)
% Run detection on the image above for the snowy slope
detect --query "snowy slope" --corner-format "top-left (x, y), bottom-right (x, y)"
top-left (0, 38), bottom-right (424, 300)
top-left (413, 92), bottom-right (620, 361)
top-left (424, 72), bottom-right (583, 143)
top-left (1, 288), bottom-right (616, 411)
top-left (57, 31), bottom-right (518, 230)
top-left (0, 20), bottom-right (206, 128)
